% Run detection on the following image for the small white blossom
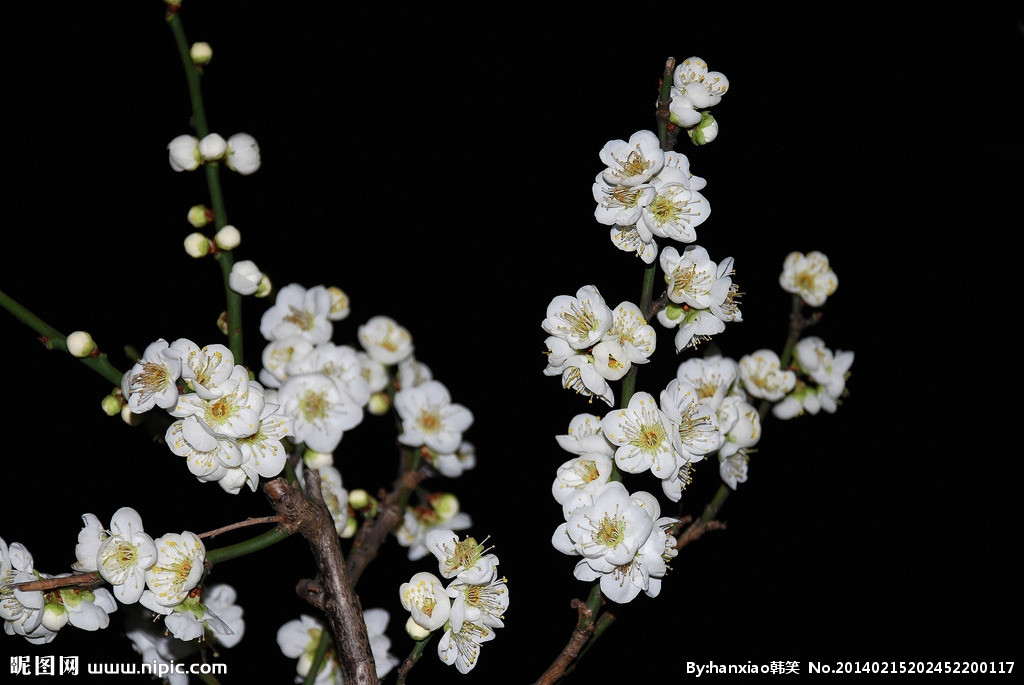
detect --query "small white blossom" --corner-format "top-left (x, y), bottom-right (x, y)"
top-left (94, 507), bottom-right (158, 605)
top-left (278, 372), bottom-right (364, 453)
top-left (144, 532), bottom-right (205, 607)
top-left (542, 285), bottom-right (613, 350)
top-left (399, 571), bottom-right (451, 632)
top-left (357, 315), bottom-right (414, 365)
top-left (121, 339), bottom-right (182, 413)
top-left (601, 392), bottom-right (678, 478)
top-left (599, 130), bottom-right (665, 187)
top-left (739, 349), bottom-right (797, 401)
top-left (225, 133), bottom-right (261, 174)
top-left (779, 250), bottom-right (838, 306)
top-left (394, 380), bottom-right (473, 454)
top-left (260, 283), bottom-right (334, 345)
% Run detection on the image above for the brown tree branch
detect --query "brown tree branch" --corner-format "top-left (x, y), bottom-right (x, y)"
top-left (263, 476), bottom-right (377, 685)
top-left (345, 468), bottom-right (426, 586)
top-left (534, 598), bottom-right (596, 685)
top-left (15, 572), bottom-right (103, 593)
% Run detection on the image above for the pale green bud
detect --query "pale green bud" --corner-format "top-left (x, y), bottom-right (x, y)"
top-left (255, 274), bottom-right (273, 298)
top-left (347, 489), bottom-right (371, 509)
top-left (367, 392), bottom-right (391, 416)
top-left (429, 493), bottom-right (459, 519)
top-left (121, 405), bottom-right (145, 426)
top-left (187, 205), bottom-right (211, 228)
top-left (340, 515), bottom-right (358, 539)
top-left (190, 41), bottom-right (213, 66)
top-left (688, 111), bottom-right (719, 145)
top-left (42, 603), bottom-right (69, 631)
top-left (66, 331), bottom-right (96, 357)
top-left (184, 232), bottom-right (211, 258)
top-left (101, 394), bottom-right (122, 416)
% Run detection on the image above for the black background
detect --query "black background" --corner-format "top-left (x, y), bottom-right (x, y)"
top-left (2, 2), bottom-right (1021, 683)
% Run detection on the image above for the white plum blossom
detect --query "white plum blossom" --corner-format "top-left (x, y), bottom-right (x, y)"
top-left (669, 56), bottom-right (730, 127)
top-left (363, 608), bottom-right (401, 678)
top-left (659, 378), bottom-right (722, 462)
top-left (260, 283), bottom-right (334, 345)
top-left (607, 301), bottom-right (656, 363)
top-left (779, 250), bottom-right (838, 306)
top-left (286, 342), bottom-right (370, 407)
top-left (559, 354), bottom-right (614, 406)
top-left (395, 495), bottom-right (473, 561)
top-left (121, 338), bottom-right (182, 413)
top-left (552, 481), bottom-right (654, 567)
top-left (427, 440), bottom-right (477, 478)
top-left (394, 380), bottom-right (473, 454)
top-left (661, 245), bottom-right (720, 309)
top-left (424, 529), bottom-right (497, 585)
top-left (601, 392), bottom-right (678, 479)
top-left (718, 395), bottom-right (761, 458)
top-left (276, 613), bottom-right (342, 685)
top-left (656, 254), bottom-right (741, 352)
top-left (203, 584), bottom-right (246, 649)
top-left (357, 315), bottom-right (414, 365)
top-left (591, 340), bottom-right (631, 381)
top-left (278, 372), bottom-right (364, 453)
top-left (235, 391), bottom-right (292, 486)
top-left (144, 532), bottom-right (205, 608)
top-left (739, 349), bottom-right (797, 401)
top-left (326, 286), bottom-right (350, 321)
top-left (171, 339), bottom-right (235, 400)
top-left (43, 582), bottom-right (117, 633)
top-left (555, 413), bottom-right (614, 458)
top-left (640, 174), bottom-right (709, 243)
top-left (551, 453), bottom-right (615, 519)
top-left (542, 285), bottom-right (613, 351)
top-left (593, 173), bottom-right (655, 227)
top-left (399, 571), bottom-right (451, 632)
top-left (437, 618), bottom-right (496, 674)
top-left (675, 355), bottom-right (739, 412)
top-left (225, 133), bottom-right (261, 175)
top-left (774, 337), bottom-right (854, 419)
top-left (446, 567), bottom-right (508, 634)
top-left (609, 223), bottom-right (659, 263)
top-left (1, 538), bottom-right (49, 643)
top-left (259, 335), bottom-right (315, 388)
top-left (720, 451), bottom-right (750, 490)
top-left (91, 508), bottom-right (158, 605)
top-left (599, 130), bottom-right (665, 187)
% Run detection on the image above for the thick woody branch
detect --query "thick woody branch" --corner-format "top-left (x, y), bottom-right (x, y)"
top-left (263, 476), bottom-right (377, 685)
top-left (534, 598), bottom-right (596, 685)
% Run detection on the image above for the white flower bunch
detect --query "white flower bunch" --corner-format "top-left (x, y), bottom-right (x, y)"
top-left (400, 529), bottom-right (509, 674)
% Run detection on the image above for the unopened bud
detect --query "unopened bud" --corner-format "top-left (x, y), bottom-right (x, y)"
top-left (190, 41), bottom-right (213, 66)
top-left (217, 311), bottom-right (229, 335)
top-left (303, 448), bottom-right (334, 470)
top-left (367, 392), bottom-right (391, 415)
top-left (429, 492), bottom-right (459, 519)
top-left (687, 111), bottom-right (719, 145)
top-left (42, 604), bottom-right (69, 631)
top-left (187, 205), bottom-right (212, 228)
top-left (347, 489), bottom-right (371, 509)
top-left (121, 404), bottom-right (145, 426)
top-left (326, 286), bottom-right (350, 321)
top-left (215, 225), bottom-right (241, 250)
top-left (184, 232), bottom-right (211, 258)
top-left (405, 616), bottom-right (432, 641)
top-left (340, 515), bottom-right (358, 539)
top-left (255, 274), bottom-right (273, 298)
top-left (66, 331), bottom-right (96, 357)
top-left (199, 133), bottom-right (228, 161)
top-left (101, 394), bottom-right (122, 416)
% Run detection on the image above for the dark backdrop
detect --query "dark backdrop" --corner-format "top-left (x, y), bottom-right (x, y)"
top-left (3, 2), bottom-right (1021, 682)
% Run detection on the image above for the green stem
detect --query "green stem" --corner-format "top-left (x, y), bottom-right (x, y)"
top-left (396, 636), bottom-right (433, 684)
top-left (205, 526), bottom-right (291, 565)
top-left (0, 288), bottom-right (124, 387)
top-left (303, 626), bottom-right (334, 685)
top-left (166, 9), bottom-right (243, 364)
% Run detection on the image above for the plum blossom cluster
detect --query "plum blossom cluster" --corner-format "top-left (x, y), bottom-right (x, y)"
top-left (277, 609), bottom-right (399, 684)
top-left (2, 507), bottom-right (240, 650)
top-left (542, 285), bottom-right (657, 407)
top-left (120, 337), bottom-right (293, 494)
top-left (551, 480), bottom-right (679, 604)
top-left (769, 336), bottom-right (855, 419)
top-left (400, 529), bottom-right (509, 674)
top-left (168, 132), bottom-right (262, 175)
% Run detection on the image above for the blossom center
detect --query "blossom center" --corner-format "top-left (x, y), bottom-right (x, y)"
top-left (595, 514), bottom-right (625, 548)
top-left (285, 306), bottom-right (315, 331)
top-left (132, 362), bottom-right (169, 394)
top-left (299, 390), bottom-right (329, 420)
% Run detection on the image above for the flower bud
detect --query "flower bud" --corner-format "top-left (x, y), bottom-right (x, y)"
top-left (687, 112), bottom-right (719, 145)
top-left (66, 331), bottom-right (96, 357)
top-left (42, 603), bottom-right (69, 631)
top-left (189, 41), bottom-right (212, 66)
top-left (367, 392), bottom-right (391, 416)
top-left (428, 492), bottom-right (459, 519)
top-left (167, 134), bottom-right (200, 171)
top-left (187, 204), bottom-right (212, 228)
top-left (121, 404), bottom-right (145, 426)
top-left (225, 133), bottom-right (261, 175)
top-left (217, 311), bottom-right (229, 335)
top-left (229, 260), bottom-right (262, 295)
top-left (404, 616), bottom-right (432, 641)
top-left (101, 394), bottom-right (122, 416)
top-left (183, 232), bottom-right (211, 258)
top-left (347, 489), bottom-right (371, 509)
top-left (303, 448), bottom-right (334, 470)
top-left (214, 224), bottom-right (241, 250)
top-left (255, 274), bottom-right (273, 298)
top-left (199, 133), bottom-right (228, 161)
top-left (340, 515), bottom-right (358, 539)
top-left (326, 286), bottom-right (351, 321)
